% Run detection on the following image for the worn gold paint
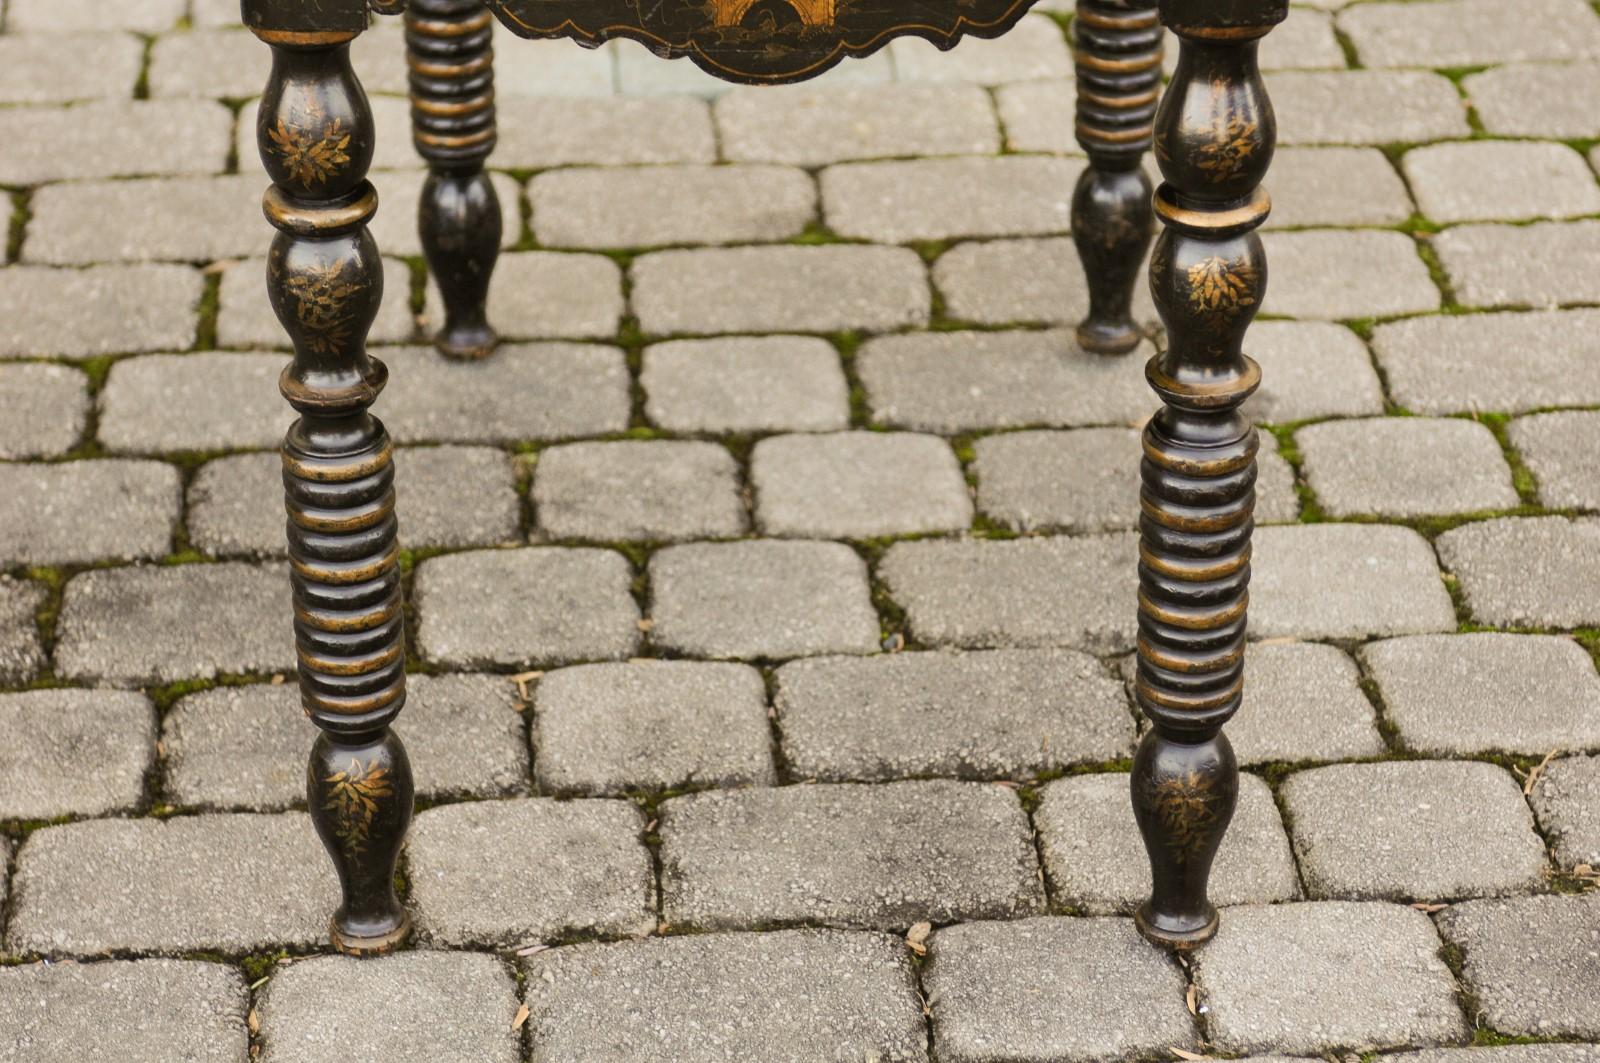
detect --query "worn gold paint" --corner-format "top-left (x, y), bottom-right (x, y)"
top-left (323, 758), bottom-right (393, 857)
top-left (1150, 771), bottom-right (1222, 861)
top-left (1185, 255), bottom-right (1258, 330)
top-left (284, 259), bottom-right (363, 355)
top-left (269, 117), bottom-right (353, 188)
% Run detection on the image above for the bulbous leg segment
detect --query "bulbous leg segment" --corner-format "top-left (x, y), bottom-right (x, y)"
top-left (1132, 728), bottom-right (1238, 949)
top-left (1072, 166), bottom-right (1155, 354)
top-left (419, 169), bottom-right (502, 360)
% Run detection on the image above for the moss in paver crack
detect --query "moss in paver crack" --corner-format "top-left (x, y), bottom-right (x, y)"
top-left (192, 271), bottom-right (222, 352)
top-left (4, 188), bottom-right (31, 264)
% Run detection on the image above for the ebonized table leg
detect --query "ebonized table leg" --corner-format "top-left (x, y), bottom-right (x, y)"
top-left (407, 0), bottom-right (503, 360)
top-left (248, 16), bottom-right (414, 956)
top-left (1071, 0), bottom-right (1162, 355)
top-left (1130, 0), bottom-right (1285, 950)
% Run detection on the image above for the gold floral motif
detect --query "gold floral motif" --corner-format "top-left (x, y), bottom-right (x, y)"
top-left (1186, 255), bottom-right (1257, 331)
top-left (1193, 78), bottom-right (1259, 184)
top-left (269, 117), bottom-right (352, 187)
top-left (285, 259), bottom-right (363, 355)
top-left (1152, 771), bottom-right (1220, 862)
top-left (324, 757), bottom-right (393, 857)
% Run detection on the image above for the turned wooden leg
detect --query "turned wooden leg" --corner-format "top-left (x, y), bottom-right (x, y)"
top-left (249, 9), bottom-right (414, 956)
top-left (407, 0), bottom-right (503, 360)
top-left (1130, 0), bottom-right (1285, 951)
top-left (1071, 0), bottom-right (1161, 355)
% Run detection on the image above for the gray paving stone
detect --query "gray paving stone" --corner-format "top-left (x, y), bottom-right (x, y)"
top-left (1339, 0), bottom-right (1600, 68)
top-left (775, 648), bottom-right (1134, 782)
top-left (993, 79), bottom-right (1078, 155)
top-left (1284, 761), bottom-right (1548, 902)
top-left (889, 14), bottom-right (1071, 85)
top-left (1037, 772), bottom-right (1300, 914)
top-left (496, 96), bottom-right (716, 168)
top-left (1437, 892), bottom-right (1600, 1039)
top-left (6, 813), bottom-right (332, 956)
top-left (1298, 417), bottom-right (1516, 518)
top-left (1256, 7), bottom-right (1346, 70)
top-left (1361, 633), bottom-right (1600, 757)
top-left (1438, 517), bottom-right (1600, 629)
top-left (0, 959), bottom-right (248, 1063)
top-left (533, 661), bottom-right (776, 796)
top-left (56, 562), bottom-right (294, 684)
top-left (1265, 147), bottom-right (1413, 230)
top-left (27, 175), bottom-right (257, 266)
top-left (924, 916), bottom-right (1197, 1063)
top-left (0, 32), bottom-right (144, 104)
top-left (1373, 309), bottom-right (1600, 415)
top-left (931, 237), bottom-right (1157, 329)
top-left (1227, 642), bottom-right (1386, 766)
top-left (533, 440), bottom-right (746, 543)
top-left (0, 460), bottom-right (180, 566)
top-left (859, 330), bottom-right (1155, 433)
top-left (1531, 755), bottom-right (1600, 871)
top-left (472, 32), bottom-right (615, 99)
top-left (974, 427), bottom-right (1297, 532)
top-left (0, 265), bottom-right (201, 361)
top-left (1510, 411), bottom-right (1600, 510)
top-left (1267, 71), bottom-right (1471, 147)
top-left (631, 246), bottom-right (929, 336)
top-left (258, 951), bottom-right (519, 1063)
top-left (522, 929), bottom-right (927, 1063)
top-left (1194, 901), bottom-right (1469, 1055)
top-left (188, 446), bottom-right (522, 558)
top-left (216, 255), bottom-right (424, 350)
top-left (0, 362), bottom-right (89, 458)
top-left (822, 157), bottom-right (1082, 243)
top-left (1260, 229), bottom-right (1439, 320)
top-left (146, 27), bottom-right (266, 99)
top-left (406, 797), bottom-right (654, 947)
top-left (0, 100), bottom-right (231, 185)
top-left (641, 335), bottom-right (850, 434)
top-left (0, 578), bottom-right (46, 685)
top-left (1404, 142), bottom-right (1600, 225)
top-left (530, 165), bottom-right (814, 250)
top-left (6, 0), bottom-right (182, 31)
top-left (648, 540), bottom-right (880, 660)
top-left (1435, 221), bottom-right (1600, 311)
top-left (162, 674), bottom-right (530, 811)
top-left (1392, 1048), bottom-right (1600, 1063)
top-left (659, 779), bottom-right (1044, 930)
top-left (481, 251), bottom-right (624, 341)
top-left (881, 534), bottom-right (1137, 655)
top-left (98, 352), bottom-right (285, 453)
top-left (0, 689), bottom-right (154, 821)
top-left (752, 431), bottom-right (972, 539)
top-left (1242, 321), bottom-right (1387, 423)
top-left (415, 548), bottom-right (640, 669)
top-left (1251, 524), bottom-right (1457, 640)
top-left (715, 83), bottom-right (1000, 166)
top-left (1466, 62), bottom-right (1600, 139)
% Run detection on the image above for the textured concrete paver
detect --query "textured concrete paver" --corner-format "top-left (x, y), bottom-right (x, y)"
top-left (1437, 893), bottom-right (1600, 1039)
top-left (0, 265), bottom-right (202, 360)
top-left (1531, 755), bottom-right (1600, 871)
top-left (1435, 221), bottom-right (1600, 310)
top-left (1268, 70), bottom-right (1471, 146)
top-left (1266, 147), bottom-right (1415, 229)
top-left (1392, 1048), bottom-right (1600, 1063)
top-left (1297, 417), bottom-right (1517, 518)
top-left (415, 548), bottom-right (640, 668)
top-left (98, 352), bottom-right (285, 452)
top-left (55, 562), bottom-right (295, 684)
top-left (1510, 411), bottom-right (1600, 510)
top-left (0, 689), bottom-right (154, 821)
top-left (533, 440), bottom-right (746, 543)
top-left (1227, 642), bottom-right (1386, 765)
top-left (1338, 0), bottom-right (1600, 68)
top-left (1283, 761), bottom-right (1548, 901)
top-left (522, 930), bottom-right (928, 1063)
top-left (1260, 230), bottom-right (1439, 319)
top-left (7, 814), bottom-right (333, 956)
top-left (162, 674), bottom-right (529, 810)
top-left (533, 660), bottom-right (777, 795)
top-left (406, 797), bottom-right (655, 948)
top-left (716, 82), bottom-right (1000, 165)
top-left (1362, 633), bottom-right (1600, 756)
top-left (1403, 141), bottom-right (1600, 224)
top-left (0, 100), bottom-right (231, 184)
top-left (496, 96), bottom-right (716, 168)
top-left (0, 959), bottom-right (248, 1063)
top-left (660, 780), bottom-right (1044, 930)
top-left (482, 252), bottom-right (625, 341)
top-left (648, 540), bottom-right (880, 660)
top-left (774, 648), bottom-right (1133, 781)
top-left (0, 32), bottom-right (144, 104)
top-left (1244, 320), bottom-right (1387, 424)
top-left (890, 14), bottom-right (1071, 84)
top-left (641, 336), bottom-right (850, 434)
top-left (822, 156), bottom-right (1082, 242)
top-left (0, 578), bottom-right (46, 685)
top-left (0, 362), bottom-right (89, 458)
top-left (0, 459), bottom-right (180, 565)
top-left (1036, 773), bottom-right (1300, 914)
top-left (8, 0), bottom-right (183, 31)
top-left (1466, 62), bottom-right (1600, 138)
top-left (1251, 524), bottom-right (1457, 640)
top-left (1437, 517), bottom-right (1600, 629)
top-left (925, 917), bottom-right (1197, 1063)
top-left (1192, 901), bottom-right (1470, 1055)
top-left (931, 236), bottom-right (1157, 328)
top-left (259, 952), bottom-right (520, 1063)
top-left (752, 431), bottom-right (972, 538)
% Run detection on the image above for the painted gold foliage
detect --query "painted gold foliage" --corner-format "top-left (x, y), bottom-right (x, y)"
top-left (269, 117), bottom-right (352, 187)
top-left (285, 259), bottom-right (363, 355)
top-left (1152, 771), bottom-right (1219, 862)
top-left (324, 758), bottom-right (392, 857)
top-left (1186, 255), bottom-right (1257, 331)
top-left (1194, 78), bottom-right (1258, 184)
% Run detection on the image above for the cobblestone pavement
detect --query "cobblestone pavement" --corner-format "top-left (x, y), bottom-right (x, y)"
top-left (2, 0), bottom-right (1600, 1060)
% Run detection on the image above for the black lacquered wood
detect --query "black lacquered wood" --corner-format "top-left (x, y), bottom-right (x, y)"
top-left (1071, 0), bottom-right (1161, 354)
top-left (1130, 0), bottom-right (1284, 951)
top-left (481, 0), bottom-right (1039, 83)
top-left (252, 23), bottom-right (414, 957)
